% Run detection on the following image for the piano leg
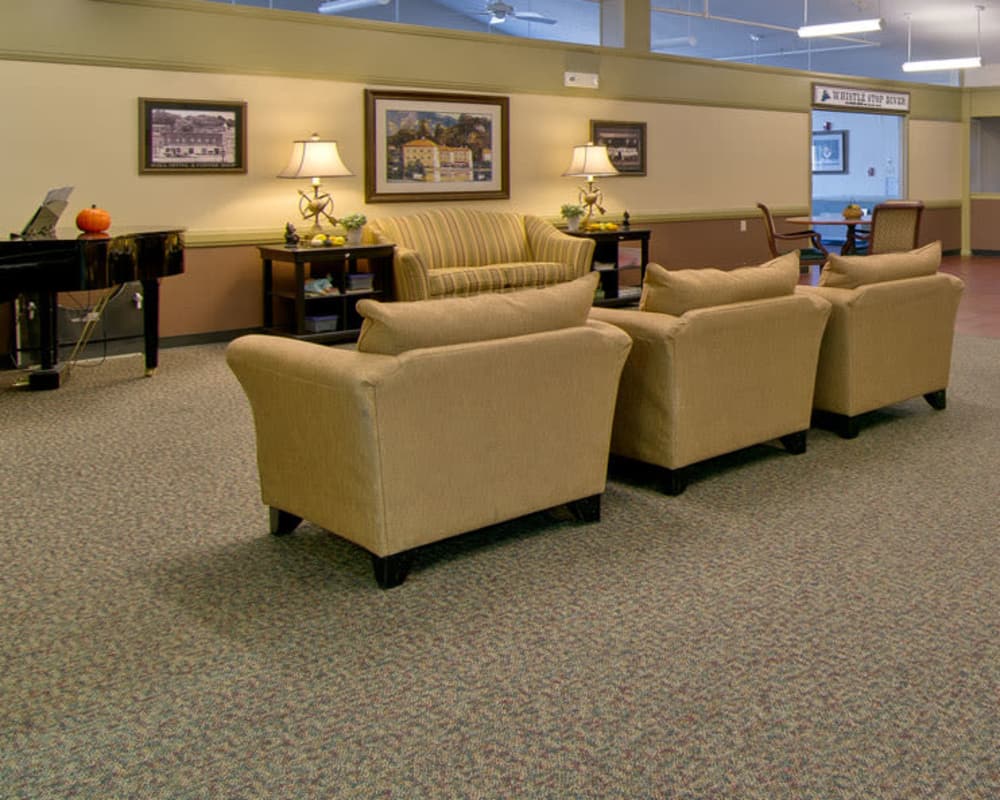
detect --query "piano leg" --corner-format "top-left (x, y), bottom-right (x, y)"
top-left (141, 277), bottom-right (160, 377)
top-left (27, 291), bottom-right (67, 390)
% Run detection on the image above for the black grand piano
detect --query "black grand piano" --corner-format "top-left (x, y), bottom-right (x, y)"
top-left (0, 227), bottom-right (185, 389)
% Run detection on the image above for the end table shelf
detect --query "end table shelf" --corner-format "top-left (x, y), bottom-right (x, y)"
top-left (563, 227), bottom-right (650, 307)
top-left (259, 242), bottom-right (395, 343)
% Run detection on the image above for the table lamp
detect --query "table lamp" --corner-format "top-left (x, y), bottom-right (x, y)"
top-left (562, 142), bottom-right (619, 225)
top-left (278, 133), bottom-right (353, 232)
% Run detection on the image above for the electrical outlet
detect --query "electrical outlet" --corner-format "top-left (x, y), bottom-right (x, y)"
top-left (739, 219), bottom-right (747, 232)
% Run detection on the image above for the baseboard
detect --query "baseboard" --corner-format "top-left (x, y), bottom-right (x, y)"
top-left (0, 328), bottom-right (262, 371)
top-left (971, 249), bottom-right (1000, 256)
top-left (161, 328), bottom-right (261, 349)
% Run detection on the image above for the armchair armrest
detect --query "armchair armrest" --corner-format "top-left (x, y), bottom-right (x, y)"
top-left (525, 215), bottom-right (595, 277)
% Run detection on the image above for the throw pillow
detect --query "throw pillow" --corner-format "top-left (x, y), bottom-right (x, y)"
top-left (356, 271), bottom-right (599, 355)
top-left (639, 251), bottom-right (799, 316)
top-left (819, 241), bottom-right (941, 289)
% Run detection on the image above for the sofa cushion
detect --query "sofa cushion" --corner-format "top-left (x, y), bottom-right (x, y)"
top-left (357, 271), bottom-right (599, 355)
top-left (819, 241), bottom-right (942, 289)
top-left (368, 208), bottom-right (530, 269)
top-left (639, 251), bottom-right (800, 316)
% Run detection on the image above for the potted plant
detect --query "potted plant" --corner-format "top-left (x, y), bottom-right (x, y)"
top-left (340, 212), bottom-right (368, 244)
top-left (560, 204), bottom-right (584, 232)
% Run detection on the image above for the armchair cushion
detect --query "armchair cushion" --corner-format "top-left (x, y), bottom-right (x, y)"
top-left (357, 272), bottom-right (599, 355)
top-left (639, 251), bottom-right (799, 316)
top-left (820, 241), bottom-right (941, 289)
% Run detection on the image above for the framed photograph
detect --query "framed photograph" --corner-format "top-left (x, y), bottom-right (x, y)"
top-left (812, 130), bottom-right (847, 174)
top-left (138, 98), bottom-right (247, 174)
top-left (365, 89), bottom-right (509, 203)
top-left (590, 120), bottom-right (647, 176)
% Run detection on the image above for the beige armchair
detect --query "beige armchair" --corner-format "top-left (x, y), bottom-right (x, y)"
top-left (227, 274), bottom-right (631, 588)
top-left (796, 241), bottom-right (964, 438)
top-left (365, 207), bottom-right (595, 301)
top-left (590, 252), bottom-right (831, 494)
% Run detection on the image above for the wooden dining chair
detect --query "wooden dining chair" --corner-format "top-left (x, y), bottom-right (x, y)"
top-left (853, 200), bottom-right (924, 255)
top-left (756, 202), bottom-right (829, 270)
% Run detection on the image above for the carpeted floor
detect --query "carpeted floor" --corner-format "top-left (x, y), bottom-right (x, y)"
top-left (0, 338), bottom-right (997, 799)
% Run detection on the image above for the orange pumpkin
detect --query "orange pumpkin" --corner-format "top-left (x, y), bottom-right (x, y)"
top-left (76, 204), bottom-right (112, 233)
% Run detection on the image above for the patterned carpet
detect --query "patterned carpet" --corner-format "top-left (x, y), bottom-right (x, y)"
top-left (0, 338), bottom-right (997, 799)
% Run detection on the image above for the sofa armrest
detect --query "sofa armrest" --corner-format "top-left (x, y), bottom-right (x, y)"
top-left (525, 215), bottom-right (596, 277)
top-left (391, 246), bottom-right (431, 301)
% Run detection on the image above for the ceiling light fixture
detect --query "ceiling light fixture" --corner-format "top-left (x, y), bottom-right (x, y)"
top-left (798, 18), bottom-right (883, 38)
top-left (901, 6), bottom-right (984, 72)
top-left (317, 0), bottom-right (390, 14)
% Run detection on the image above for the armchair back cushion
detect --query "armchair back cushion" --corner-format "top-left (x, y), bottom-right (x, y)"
top-left (820, 241), bottom-right (941, 289)
top-left (640, 251), bottom-right (799, 315)
top-left (357, 272), bottom-right (599, 355)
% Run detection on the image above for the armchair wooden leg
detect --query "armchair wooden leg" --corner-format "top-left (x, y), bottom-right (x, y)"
top-left (371, 552), bottom-right (414, 589)
top-left (659, 467), bottom-right (687, 496)
top-left (924, 389), bottom-right (947, 410)
top-left (567, 494), bottom-right (601, 522)
top-left (269, 507), bottom-right (303, 536)
top-left (812, 410), bottom-right (860, 439)
top-left (779, 430), bottom-right (808, 454)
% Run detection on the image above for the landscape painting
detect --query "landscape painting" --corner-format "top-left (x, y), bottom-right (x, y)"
top-left (365, 90), bottom-right (509, 202)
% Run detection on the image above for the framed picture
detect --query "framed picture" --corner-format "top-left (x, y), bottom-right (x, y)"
top-left (364, 89), bottom-right (509, 202)
top-left (590, 120), bottom-right (647, 176)
top-left (812, 130), bottom-right (847, 174)
top-left (138, 98), bottom-right (247, 174)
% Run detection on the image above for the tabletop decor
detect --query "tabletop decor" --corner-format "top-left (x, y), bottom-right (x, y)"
top-left (560, 203), bottom-right (584, 232)
top-left (365, 89), bottom-right (509, 203)
top-left (278, 133), bottom-right (354, 233)
top-left (339, 212), bottom-right (368, 244)
top-left (563, 142), bottom-right (619, 225)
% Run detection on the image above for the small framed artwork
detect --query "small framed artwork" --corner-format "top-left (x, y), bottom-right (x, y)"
top-left (590, 120), bottom-right (647, 176)
top-left (138, 98), bottom-right (247, 174)
top-left (812, 130), bottom-right (847, 174)
top-left (364, 89), bottom-right (509, 202)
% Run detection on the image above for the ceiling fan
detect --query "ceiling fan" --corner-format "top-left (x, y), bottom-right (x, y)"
top-left (477, 2), bottom-right (557, 26)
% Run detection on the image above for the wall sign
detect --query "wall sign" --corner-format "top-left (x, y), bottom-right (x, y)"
top-left (812, 84), bottom-right (910, 114)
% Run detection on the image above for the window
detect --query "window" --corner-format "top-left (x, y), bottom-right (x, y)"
top-left (201, 0), bottom-right (601, 46)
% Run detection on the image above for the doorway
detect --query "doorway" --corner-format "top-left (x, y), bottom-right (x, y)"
top-left (810, 109), bottom-right (904, 249)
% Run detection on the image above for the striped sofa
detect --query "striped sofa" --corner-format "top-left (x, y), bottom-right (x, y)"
top-left (365, 207), bottom-right (596, 301)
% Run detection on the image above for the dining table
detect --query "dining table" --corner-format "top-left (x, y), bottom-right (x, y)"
top-left (786, 213), bottom-right (872, 255)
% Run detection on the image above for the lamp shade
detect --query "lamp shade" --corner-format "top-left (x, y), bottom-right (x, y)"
top-left (278, 134), bottom-right (353, 179)
top-left (563, 143), bottom-right (619, 178)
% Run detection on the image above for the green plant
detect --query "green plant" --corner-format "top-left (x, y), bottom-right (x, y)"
top-left (560, 204), bottom-right (584, 219)
top-left (339, 212), bottom-right (368, 230)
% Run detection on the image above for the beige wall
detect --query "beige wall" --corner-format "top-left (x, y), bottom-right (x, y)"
top-left (0, 59), bottom-right (809, 238)
top-left (909, 120), bottom-right (965, 202)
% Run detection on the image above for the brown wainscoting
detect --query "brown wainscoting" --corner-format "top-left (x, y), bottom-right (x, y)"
top-left (920, 205), bottom-right (961, 252)
top-left (971, 198), bottom-right (1000, 252)
top-left (646, 217), bottom-right (774, 270)
top-left (160, 245), bottom-right (264, 338)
